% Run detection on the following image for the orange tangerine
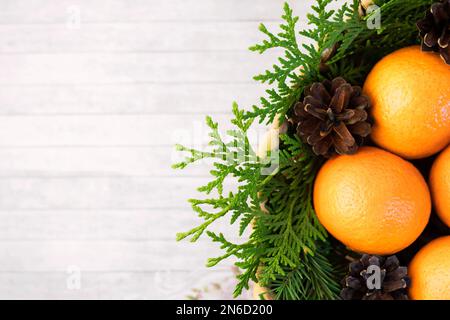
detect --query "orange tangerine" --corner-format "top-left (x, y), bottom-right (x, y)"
top-left (313, 146), bottom-right (431, 255)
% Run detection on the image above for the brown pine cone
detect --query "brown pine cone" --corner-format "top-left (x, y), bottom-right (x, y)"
top-left (417, 0), bottom-right (450, 64)
top-left (290, 77), bottom-right (371, 158)
top-left (340, 255), bottom-right (410, 300)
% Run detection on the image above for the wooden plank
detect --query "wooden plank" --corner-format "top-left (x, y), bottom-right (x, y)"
top-left (0, 144), bottom-right (269, 179)
top-left (0, 0), bottom-right (292, 23)
top-left (0, 146), bottom-right (209, 177)
top-left (0, 22), bottom-right (287, 53)
top-left (0, 0), bottom-right (345, 25)
top-left (0, 209), bottom-right (247, 241)
top-left (0, 177), bottom-right (237, 209)
top-left (0, 114), bottom-right (227, 147)
top-left (0, 240), bottom-right (234, 272)
top-left (0, 270), bottom-right (252, 299)
top-left (0, 52), bottom-right (277, 85)
top-left (0, 143), bottom-right (272, 179)
top-left (0, 0), bottom-right (343, 24)
top-left (0, 83), bottom-right (265, 115)
top-left (0, 114), bottom-right (268, 147)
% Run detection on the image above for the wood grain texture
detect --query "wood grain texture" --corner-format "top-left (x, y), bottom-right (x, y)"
top-left (0, 0), bottom-right (301, 23)
top-left (0, 22), bottom-right (287, 53)
top-left (0, 83), bottom-right (265, 115)
top-left (0, 270), bottom-right (252, 299)
top-left (0, 0), bottom-right (325, 299)
top-left (0, 209), bottom-right (245, 241)
top-left (0, 146), bottom-right (205, 177)
top-left (0, 52), bottom-right (279, 85)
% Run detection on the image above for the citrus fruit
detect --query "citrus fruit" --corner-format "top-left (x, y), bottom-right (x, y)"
top-left (430, 144), bottom-right (450, 227)
top-left (409, 236), bottom-right (450, 300)
top-left (313, 146), bottom-right (431, 255)
top-left (363, 46), bottom-right (450, 159)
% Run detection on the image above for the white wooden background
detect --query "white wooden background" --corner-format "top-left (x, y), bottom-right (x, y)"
top-left (0, 0), bottom-right (345, 299)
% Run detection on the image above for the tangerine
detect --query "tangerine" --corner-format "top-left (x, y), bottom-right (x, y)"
top-left (409, 236), bottom-right (450, 300)
top-left (313, 146), bottom-right (431, 255)
top-left (363, 46), bottom-right (450, 159)
top-left (430, 144), bottom-right (450, 227)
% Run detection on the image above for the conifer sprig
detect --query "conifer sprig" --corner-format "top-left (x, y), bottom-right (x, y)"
top-left (174, 0), bottom-right (434, 300)
top-left (174, 103), bottom-right (261, 243)
top-left (247, 2), bottom-right (329, 125)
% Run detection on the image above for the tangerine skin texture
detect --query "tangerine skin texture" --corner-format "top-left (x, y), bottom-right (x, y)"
top-left (409, 236), bottom-right (450, 300)
top-left (313, 147), bottom-right (431, 255)
top-left (363, 46), bottom-right (450, 159)
top-left (430, 145), bottom-right (450, 227)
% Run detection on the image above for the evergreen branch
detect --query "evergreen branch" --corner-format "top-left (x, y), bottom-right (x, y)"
top-left (270, 247), bottom-right (340, 300)
top-left (175, 0), bottom-right (434, 300)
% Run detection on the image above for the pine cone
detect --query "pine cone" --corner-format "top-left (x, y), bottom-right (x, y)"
top-left (340, 255), bottom-right (410, 300)
top-left (417, 0), bottom-right (450, 64)
top-left (290, 77), bottom-right (371, 158)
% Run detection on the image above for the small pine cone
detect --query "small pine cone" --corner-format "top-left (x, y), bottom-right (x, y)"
top-left (340, 255), bottom-right (410, 300)
top-left (290, 77), bottom-right (371, 158)
top-left (417, 0), bottom-right (450, 64)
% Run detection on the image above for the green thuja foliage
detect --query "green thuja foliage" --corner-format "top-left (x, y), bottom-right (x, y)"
top-left (248, 0), bottom-right (433, 125)
top-left (174, 0), bottom-right (433, 299)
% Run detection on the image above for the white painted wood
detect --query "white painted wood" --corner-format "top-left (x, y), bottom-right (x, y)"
top-left (0, 209), bottom-right (246, 241)
top-left (0, 0), bottom-right (294, 23)
top-left (0, 0), bottom-right (330, 299)
top-left (0, 146), bottom-right (206, 177)
top-left (0, 22), bottom-right (287, 53)
top-left (0, 270), bottom-right (252, 300)
top-left (0, 177), bottom-right (223, 209)
top-left (0, 240), bottom-right (236, 272)
top-left (0, 83), bottom-right (265, 115)
top-left (0, 52), bottom-right (278, 85)
top-left (0, 114), bottom-right (235, 147)
top-left (0, 114), bottom-right (268, 149)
